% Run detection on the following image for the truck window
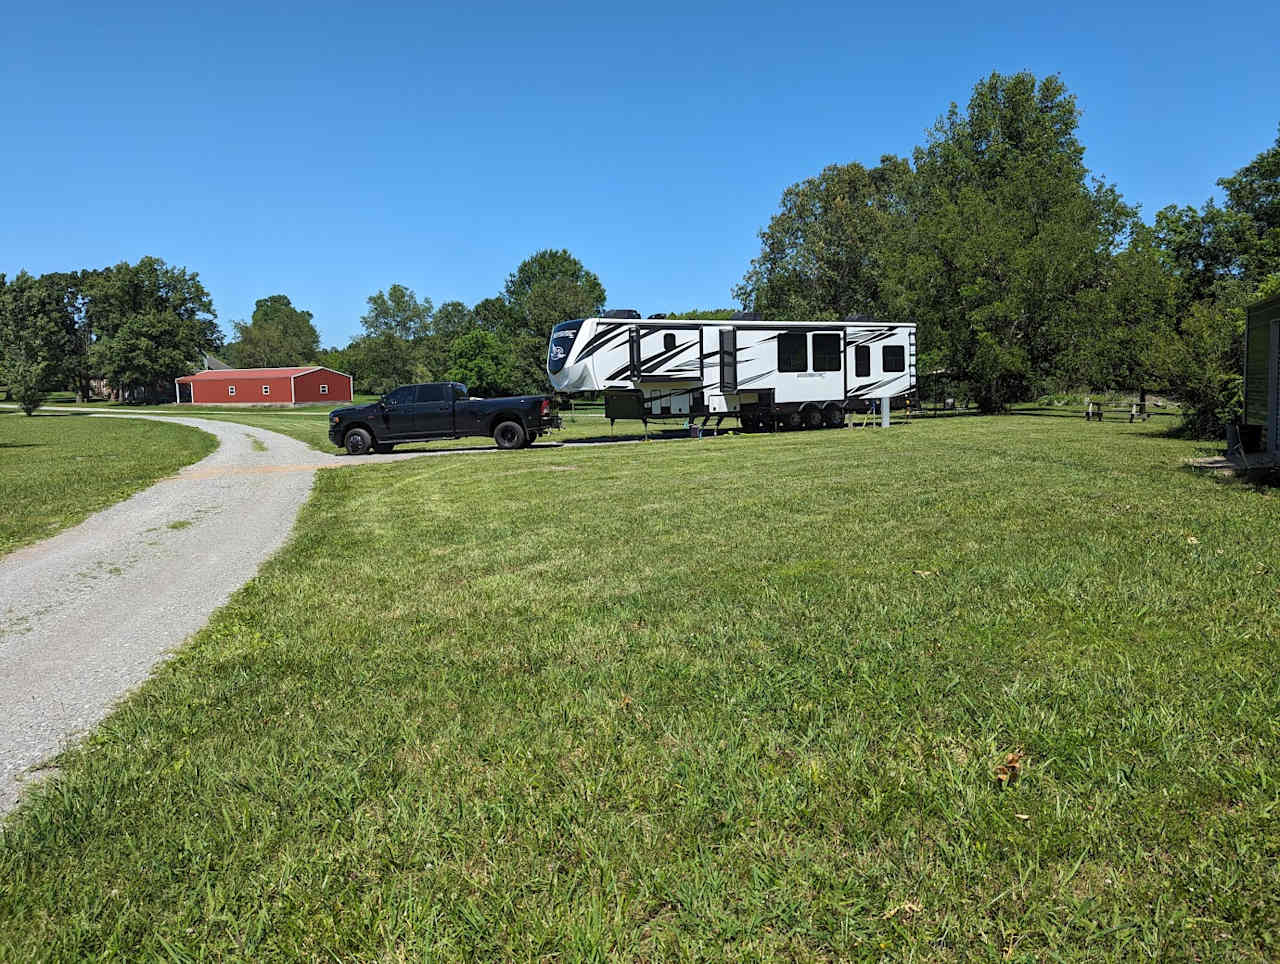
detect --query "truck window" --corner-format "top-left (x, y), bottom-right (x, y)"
top-left (416, 384), bottom-right (446, 403)
top-left (778, 332), bottom-right (807, 372)
top-left (812, 333), bottom-right (841, 371)
top-left (882, 345), bottom-right (906, 373)
top-left (454, 384), bottom-right (467, 400)
top-left (385, 385), bottom-right (416, 406)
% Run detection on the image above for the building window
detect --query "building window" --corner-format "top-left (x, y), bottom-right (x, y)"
top-left (227, 385), bottom-right (236, 397)
top-left (855, 345), bottom-right (870, 377)
top-left (882, 345), bottom-right (906, 373)
top-left (319, 384), bottom-right (328, 395)
top-left (813, 333), bottom-right (842, 372)
top-left (262, 385), bottom-right (270, 396)
top-left (664, 333), bottom-right (676, 351)
top-left (778, 331), bottom-right (807, 372)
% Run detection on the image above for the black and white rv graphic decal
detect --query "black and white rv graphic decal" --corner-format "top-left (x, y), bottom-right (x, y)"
top-left (547, 316), bottom-right (915, 423)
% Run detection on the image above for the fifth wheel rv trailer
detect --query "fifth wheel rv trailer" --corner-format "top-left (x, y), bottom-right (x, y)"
top-left (547, 311), bottom-right (916, 430)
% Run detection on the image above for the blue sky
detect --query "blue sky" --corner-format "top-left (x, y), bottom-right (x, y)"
top-left (2, 1), bottom-right (1277, 346)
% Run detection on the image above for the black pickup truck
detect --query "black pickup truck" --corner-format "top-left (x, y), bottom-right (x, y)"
top-left (328, 382), bottom-right (561, 454)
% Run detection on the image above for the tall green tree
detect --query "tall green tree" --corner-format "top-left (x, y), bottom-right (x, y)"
top-left (735, 156), bottom-right (913, 321)
top-left (359, 284), bottom-right (433, 341)
top-left (82, 257), bottom-right (219, 399)
top-left (445, 329), bottom-right (522, 397)
top-left (500, 250), bottom-right (605, 392)
top-left (226, 295), bottom-right (320, 368)
top-left (96, 309), bottom-right (211, 402)
top-left (886, 72), bottom-right (1132, 409)
top-left (0, 271), bottom-right (82, 409)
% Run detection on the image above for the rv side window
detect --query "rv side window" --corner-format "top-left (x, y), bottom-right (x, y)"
top-left (778, 332), bottom-right (807, 372)
top-left (855, 345), bottom-right (870, 377)
top-left (883, 345), bottom-right (906, 373)
top-left (664, 333), bottom-right (675, 351)
top-left (813, 333), bottom-right (841, 371)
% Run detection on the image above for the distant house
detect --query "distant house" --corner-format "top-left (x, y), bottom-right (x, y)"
top-left (175, 367), bottom-right (353, 405)
top-left (1243, 293), bottom-right (1279, 461)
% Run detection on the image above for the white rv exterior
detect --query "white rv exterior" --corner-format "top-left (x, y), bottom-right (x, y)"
top-left (547, 314), bottom-right (916, 429)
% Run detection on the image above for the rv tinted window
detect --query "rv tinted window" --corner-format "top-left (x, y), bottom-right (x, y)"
top-left (883, 345), bottom-right (906, 373)
top-left (664, 333), bottom-right (675, 351)
top-left (813, 333), bottom-right (841, 371)
top-left (855, 345), bottom-right (870, 377)
top-left (778, 332), bottom-right (807, 372)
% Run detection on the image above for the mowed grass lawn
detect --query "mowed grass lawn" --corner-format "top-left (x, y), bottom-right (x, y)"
top-left (0, 412), bottom-right (216, 556)
top-left (2, 418), bottom-right (1278, 959)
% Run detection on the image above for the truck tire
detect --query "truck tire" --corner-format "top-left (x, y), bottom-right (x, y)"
top-left (344, 427), bottom-right (373, 455)
top-left (493, 420), bottom-right (526, 449)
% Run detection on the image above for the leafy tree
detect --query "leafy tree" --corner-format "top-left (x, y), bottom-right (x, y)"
top-left (0, 272), bottom-right (79, 406)
top-left (96, 309), bottom-right (209, 402)
top-left (445, 329), bottom-right (521, 396)
top-left (496, 250), bottom-right (605, 393)
top-left (1152, 125), bottom-right (1280, 435)
top-left (472, 296), bottom-right (517, 333)
top-left (1094, 222), bottom-right (1179, 403)
top-left (886, 72), bottom-right (1132, 409)
top-left (359, 285), bottom-right (433, 341)
top-left (344, 332), bottom-right (420, 395)
top-left (82, 257), bottom-right (219, 399)
top-left (1217, 123), bottom-right (1280, 284)
top-left (226, 295), bottom-right (320, 368)
top-left (735, 156), bottom-right (913, 321)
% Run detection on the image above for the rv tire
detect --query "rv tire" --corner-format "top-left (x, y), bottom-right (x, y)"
top-left (494, 420), bottom-right (527, 450)
top-left (823, 404), bottom-right (844, 427)
top-left (803, 407), bottom-right (824, 429)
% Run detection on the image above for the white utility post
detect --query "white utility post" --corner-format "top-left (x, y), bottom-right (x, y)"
top-left (881, 395), bottom-right (890, 428)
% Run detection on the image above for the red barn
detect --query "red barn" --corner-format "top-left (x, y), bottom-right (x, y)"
top-left (174, 367), bottom-right (353, 405)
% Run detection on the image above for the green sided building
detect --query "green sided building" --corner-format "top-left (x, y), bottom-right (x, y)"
top-left (1243, 293), bottom-right (1280, 459)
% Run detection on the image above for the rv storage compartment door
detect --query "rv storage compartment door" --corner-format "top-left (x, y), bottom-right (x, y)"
top-left (604, 389), bottom-right (647, 421)
top-left (719, 328), bottom-right (737, 393)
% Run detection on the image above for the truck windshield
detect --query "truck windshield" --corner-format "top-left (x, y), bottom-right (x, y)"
top-left (548, 319), bottom-right (584, 374)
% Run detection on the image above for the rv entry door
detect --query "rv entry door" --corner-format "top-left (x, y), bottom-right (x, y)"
top-left (719, 328), bottom-right (737, 393)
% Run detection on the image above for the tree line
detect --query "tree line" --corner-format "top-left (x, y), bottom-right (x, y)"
top-left (3, 71), bottom-right (1277, 433)
top-left (735, 72), bottom-right (1280, 432)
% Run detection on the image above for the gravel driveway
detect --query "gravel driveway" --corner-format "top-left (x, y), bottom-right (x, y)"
top-left (0, 411), bottom-right (699, 813)
top-left (0, 416), bottom-right (329, 812)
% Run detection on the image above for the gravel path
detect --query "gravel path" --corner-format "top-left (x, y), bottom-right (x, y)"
top-left (0, 416), bottom-right (332, 812)
top-left (0, 412), bottom-right (706, 813)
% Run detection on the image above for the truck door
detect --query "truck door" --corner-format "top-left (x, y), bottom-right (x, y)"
top-left (379, 385), bottom-right (418, 437)
top-left (413, 384), bottom-right (453, 435)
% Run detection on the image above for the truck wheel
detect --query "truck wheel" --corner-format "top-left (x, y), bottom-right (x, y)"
top-left (494, 420), bottom-right (526, 449)
top-left (344, 427), bottom-right (373, 455)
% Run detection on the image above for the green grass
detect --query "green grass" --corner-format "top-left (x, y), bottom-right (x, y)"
top-left (0, 412), bottom-right (217, 556)
top-left (1, 419), bottom-right (1277, 959)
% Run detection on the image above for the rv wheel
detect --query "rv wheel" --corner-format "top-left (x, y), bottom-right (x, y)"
top-left (786, 411), bottom-right (803, 429)
top-left (804, 407), bottom-right (824, 429)
top-left (823, 404), bottom-right (844, 428)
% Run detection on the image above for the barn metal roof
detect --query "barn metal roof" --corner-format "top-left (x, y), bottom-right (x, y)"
top-left (175, 366), bottom-right (347, 382)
